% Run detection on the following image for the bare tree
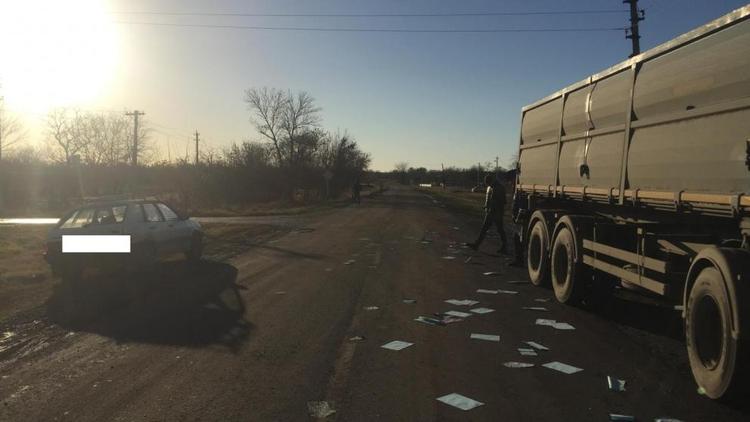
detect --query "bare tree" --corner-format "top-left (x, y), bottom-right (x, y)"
top-left (46, 108), bottom-right (87, 164)
top-left (244, 87), bottom-right (287, 166)
top-left (282, 91), bottom-right (321, 167)
top-left (0, 98), bottom-right (27, 161)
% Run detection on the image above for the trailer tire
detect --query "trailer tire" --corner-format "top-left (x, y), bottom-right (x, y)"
top-left (527, 219), bottom-right (550, 286)
top-left (686, 266), bottom-right (741, 399)
top-left (551, 226), bottom-right (584, 304)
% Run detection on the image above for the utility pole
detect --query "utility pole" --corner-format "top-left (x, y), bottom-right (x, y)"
top-left (125, 110), bottom-right (145, 166)
top-left (495, 156), bottom-right (499, 171)
top-left (194, 130), bottom-right (200, 165)
top-left (624, 0), bottom-right (645, 58)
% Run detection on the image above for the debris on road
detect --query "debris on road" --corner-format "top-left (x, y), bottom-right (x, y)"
top-left (470, 307), bottom-right (495, 314)
top-left (542, 361), bottom-right (583, 374)
top-left (307, 401), bottom-right (336, 418)
top-left (402, 298), bottom-right (417, 304)
top-left (497, 289), bottom-right (519, 295)
top-left (358, 237), bottom-right (372, 241)
top-left (464, 256), bottom-right (472, 264)
top-left (381, 340), bottom-right (413, 351)
top-left (445, 299), bottom-right (479, 306)
top-left (608, 414), bottom-right (635, 421)
top-left (518, 348), bottom-right (538, 357)
top-left (414, 316), bottom-right (446, 327)
top-left (534, 298), bottom-right (550, 302)
top-left (344, 259), bottom-right (356, 265)
top-left (522, 307), bottom-right (548, 311)
top-left (504, 362), bottom-right (535, 368)
top-left (525, 341), bottom-right (549, 351)
top-left (364, 306), bottom-right (380, 311)
top-left (442, 256), bottom-right (456, 260)
top-left (444, 310), bottom-right (472, 318)
top-left (349, 336), bottom-right (366, 342)
top-left (483, 271), bottom-right (501, 276)
top-left (477, 289), bottom-right (498, 294)
top-left (436, 393), bottom-right (485, 411)
top-left (607, 376), bottom-right (627, 392)
top-left (470, 333), bottom-right (500, 342)
top-left (655, 418), bottom-right (684, 422)
top-left (437, 315), bottom-right (465, 324)
top-left (535, 319), bottom-right (576, 330)
top-left (452, 226), bottom-right (460, 230)
top-left (507, 280), bottom-right (530, 284)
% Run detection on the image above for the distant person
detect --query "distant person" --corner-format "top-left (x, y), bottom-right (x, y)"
top-left (466, 173), bottom-right (508, 254)
top-left (352, 178), bottom-right (362, 204)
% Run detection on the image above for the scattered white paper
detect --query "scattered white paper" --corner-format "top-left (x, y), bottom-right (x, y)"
top-left (525, 341), bottom-right (549, 351)
top-left (535, 319), bottom-right (557, 327)
top-left (307, 401), bottom-right (336, 418)
top-left (607, 376), bottom-right (627, 392)
top-left (445, 299), bottom-right (479, 306)
top-left (381, 340), bottom-right (414, 351)
top-left (522, 307), bottom-right (548, 311)
top-left (442, 256), bottom-right (456, 260)
top-left (518, 348), bottom-right (538, 356)
top-left (483, 271), bottom-right (501, 276)
top-left (609, 414), bottom-right (635, 422)
top-left (497, 289), bottom-right (519, 295)
top-left (344, 259), bottom-right (356, 265)
top-left (504, 362), bottom-right (534, 368)
top-left (470, 333), bottom-right (500, 342)
top-left (543, 361), bottom-right (583, 374)
top-left (470, 307), bottom-right (495, 314)
top-left (364, 306), bottom-right (379, 311)
top-left (553, 322), bottom-right (575, 330)
top-left (414, 316), bottom-right (444, 326)
top-left (452, 226), bottom-right (460, 230)
top-left (655, 419), bottom-right (684, 422)
top-left (445, 310), bottom-right (472, 318)
top-left (477, 289), bottom-right (498, 294)
top-left (402, 298), bottom-right (417, 304)
top-left (436, 393), bottom-right (484, 411)
top-left (534, 298), bottom-right (550, 302)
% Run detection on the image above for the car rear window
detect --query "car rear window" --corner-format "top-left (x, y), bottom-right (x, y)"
top-left (142, 203), bottom-right (164, 222)
top-left (157, 203), bottom-right (179, 221)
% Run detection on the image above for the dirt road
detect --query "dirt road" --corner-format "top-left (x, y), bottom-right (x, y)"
top-left (1, 187), bottom-right (748, 421)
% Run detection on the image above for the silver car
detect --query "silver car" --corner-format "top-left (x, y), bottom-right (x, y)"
top-left (44, 199), bottom-right (203, 281)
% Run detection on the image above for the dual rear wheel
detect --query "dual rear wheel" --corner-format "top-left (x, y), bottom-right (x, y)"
top-left (526, 216), bottom-right (583, 304)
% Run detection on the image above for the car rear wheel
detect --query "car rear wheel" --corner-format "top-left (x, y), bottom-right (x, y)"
top-left (686, 266), bottom-right (741, 399)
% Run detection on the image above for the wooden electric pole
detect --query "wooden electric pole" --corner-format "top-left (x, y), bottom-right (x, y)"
top-left (624, 0), bottom-right (645, 58)
top-left (125, 110), bottom-right (145, 166)
top-left (194, 130), bottom-right (200, 165)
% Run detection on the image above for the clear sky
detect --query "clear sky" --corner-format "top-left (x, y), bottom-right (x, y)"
top-left (1, 0), bottom-right (748, 170)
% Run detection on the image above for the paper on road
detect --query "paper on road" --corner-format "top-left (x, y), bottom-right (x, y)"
top-left (525, 341), bottom-right (549, 351)
top-left (470, 307), bottom-right (495, 314)
top-left (607, 376), bottom-right (627, 392)
top-left (522, 307), bottom-right (548, 311)
top-left (444, 310), bottom-right (472, 318)
top-left (609, 414), bottom-right (635, 421)
top-left (497, 289), bottom-right (519, 294)
top-left (476, 289), bottom-right (498, 294)
top-left (518, 348), bottom-right (538, 357)
top-left (535, 319), bottom-right (576, 330)
top-left (307, 401), bottom-right (336, 418)
top-left (381, 340), bottom-right (414, 351)
top-left (543, 361), bottom-right (583, 374)
top-left (445, 299), bottom-right (479, 306)
top-left (503, 362), bottom-right (535, 368)
top-left (470, 333), bottom-right (500, 342)
top-left (483, 271), bottom-right (501, 276)
top-left (436, 393), bottom-right (485, 411)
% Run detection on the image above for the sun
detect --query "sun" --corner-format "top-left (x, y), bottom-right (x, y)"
top-left (0, 0), bottom-right (119, 114)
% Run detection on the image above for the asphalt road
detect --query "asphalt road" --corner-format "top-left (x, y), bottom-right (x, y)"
top-left (1, 187), bottom-right (749, 421)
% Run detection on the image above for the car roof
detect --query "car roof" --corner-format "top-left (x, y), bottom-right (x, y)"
top-left (74, 199), bottom-right (161, 210)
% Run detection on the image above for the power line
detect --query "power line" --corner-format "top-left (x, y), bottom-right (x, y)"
top-left (112, 9), bottom-right (628, 18)
top-left (113, 21), bottom-right (625, 33)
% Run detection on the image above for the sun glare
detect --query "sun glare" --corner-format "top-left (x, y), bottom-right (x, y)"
top-left (0, 0), bottom-right (119, 114)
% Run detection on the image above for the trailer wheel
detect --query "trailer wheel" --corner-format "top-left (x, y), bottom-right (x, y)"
top-left (527, 219), bottom-right (550, 286)
top-left (551, 226), bottom-right (583, 304)
top-left (686, 266), bottom-right (739, 399)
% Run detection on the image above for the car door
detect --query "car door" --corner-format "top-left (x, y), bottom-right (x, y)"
top-left (157, 202), bottom-right (190, 253)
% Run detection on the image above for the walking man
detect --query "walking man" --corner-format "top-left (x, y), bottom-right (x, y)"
top-left (466, 173), bottom-right (508, 254)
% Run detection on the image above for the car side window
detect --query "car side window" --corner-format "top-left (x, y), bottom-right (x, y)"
top-left (142, 203), bottom-right (164, 222)
top-left (94, 207), bottom-right (117, 225)
top-left (62, 208), bottom-right (95, 228)
top-left (157, 203), bottom-right (179, 221)
top-left (112, 205), bottom-right (127, 223)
